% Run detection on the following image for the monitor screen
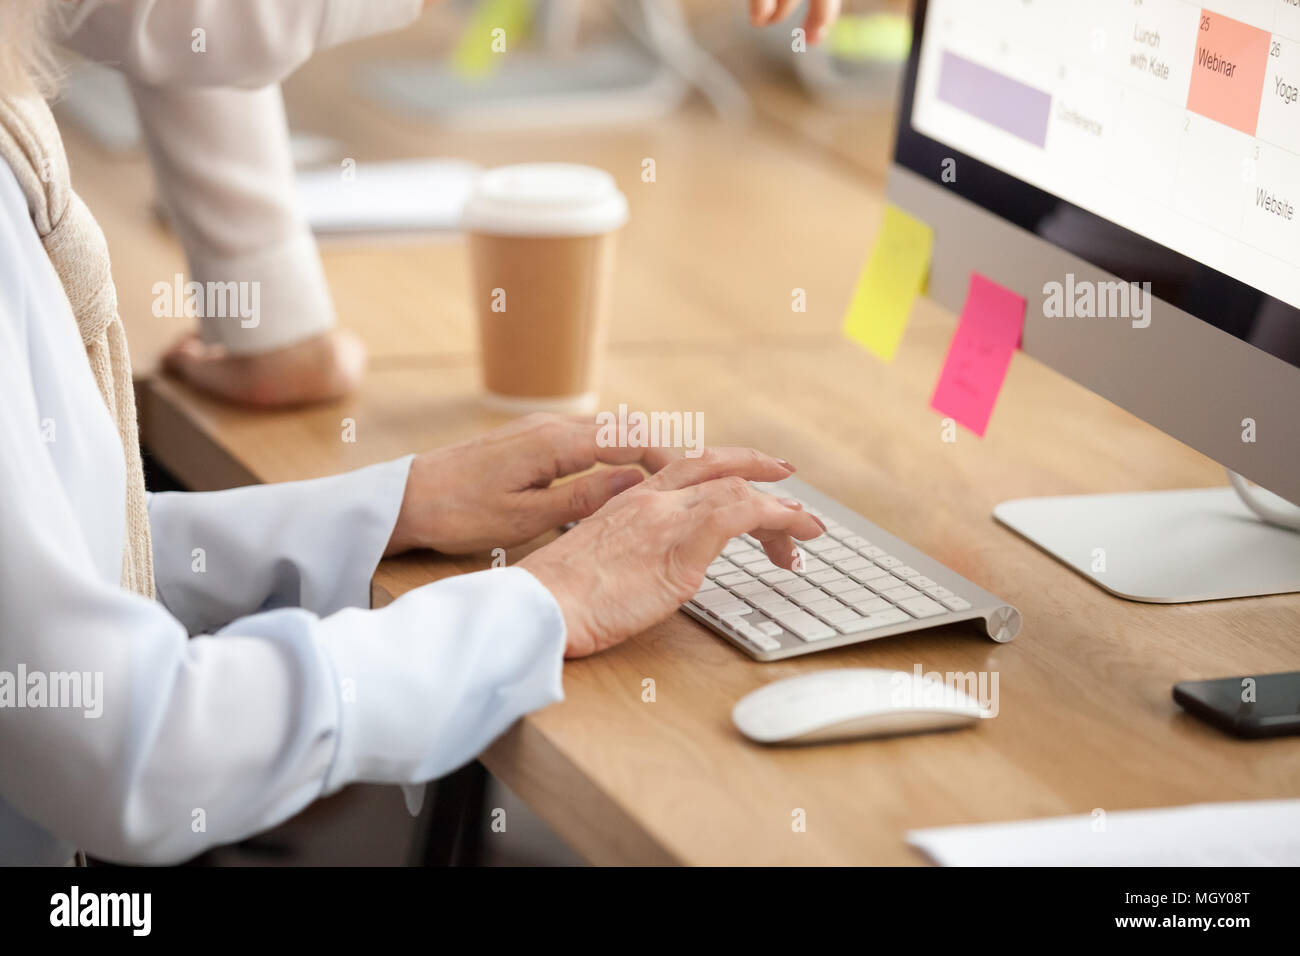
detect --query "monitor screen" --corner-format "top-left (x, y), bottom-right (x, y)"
top-left (896, 0), bottom-right (1300, 360)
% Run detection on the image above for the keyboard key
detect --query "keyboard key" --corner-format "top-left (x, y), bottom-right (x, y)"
top-left (706, 560), bottom-right (735, 578)
top-left (821, 546), bottom-right (857, 562)
top-left (749, 589), bottom-right (789, 607)
top-left (837, 609), bottom-right (910, 633)
top-left (695, 578), bottom-right (720, 595)
top-left (718, 571), bottom-right (753, 588)
top-left (875, 555), bottom-right (903, 569)
top-left (859, 546), bottom-right (886, 558)
top-left (805, 598), bottom-right (844, 616)
top-left (865, 575), bottom-right (904, 594)
top-left (721, 540), bottom-right (748, 556)
top-left (730, 549), bottom-right (767, 566)
top-left (692, 589), bottom-right (737, 608)
top-left (835, 555), bottom-right (872, 572)
top-left (836, 586), bottom-right (874, 604)
top-left (801, 558), bottom-right (829, 574)
top-left (775, 579), bottom-right (817, 597)
top-left (771, 610), bottom-right (836, 642)
top-left (850, 565), bottom-right (891, 584)
top-left (792, 590), bottom-right (828, 609)
top-left (743, 632), bottom-right (782, 652)
top-left (822, 608), bottom-right (861, 627)
top-left (882, 585), bottom-right (923, 603)
top-left (893, 566), bottom-right (920, 579)
top-left (823, 579), bottom-right (858, 595)
top-left (922, 585), bottom-right (955, 600)
top-left (706, 599), bottom-right (750, 618)
top-left (719, 614), bottom-right (753, 634)
top-left (732, 580), bottom-right (771, 598)
top-left (940, 595), bottom-right (972, 611)
top-left (759, 569), bottom-right (797, 584)
top-left (759, 599), bottom-right (799, 617)
top-left (911, 576), bottom-right (937, 589)
top-left (756, 621), bottom-right (784, 638)
top-left (804, 537), bottom-right (839, 554)
top-left (849, 596), bottom-right (891, 613)
top-left (843, 535), bottom-right (872, 550)
top-left (824, 522), bottom-right (853, 540)
top-left (732, 616), bottom-right (782, 651)
top-left (807, 569), bottom-right (845, 586)
top-left (898, 596), bottom-right (946, 618)
top-left (748, 560), bottom-right (779, 575)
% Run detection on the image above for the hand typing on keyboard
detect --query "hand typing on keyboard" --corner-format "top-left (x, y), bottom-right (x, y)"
top-left (684, 476), bottom-right (1022, 659)
top-left (520, 448), bottom-right (824, 659)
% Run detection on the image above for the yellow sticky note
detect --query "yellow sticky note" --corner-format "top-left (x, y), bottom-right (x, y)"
top-left (842, 204), bottom-right (934, 363)
top-left (827, 14), bottom-right (912, 64)
top-left (452, 0), bottom-right (534, 79)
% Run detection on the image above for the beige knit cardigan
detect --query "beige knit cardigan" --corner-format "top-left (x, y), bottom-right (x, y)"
top-left (0, 91), bottom-right (155, 598)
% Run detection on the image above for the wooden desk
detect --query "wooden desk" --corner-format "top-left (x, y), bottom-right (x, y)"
top-left (138, 304), bottom-right (1300, 866)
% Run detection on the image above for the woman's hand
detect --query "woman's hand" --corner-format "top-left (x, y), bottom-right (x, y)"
top-left (387, 413), bottom-right (684, 556)
top-left (163, 328), bottom-right (368, 408)
top-left (519, 448), bottom-right (825, 658)
top-left (749, 0), bottom-right (842, 44)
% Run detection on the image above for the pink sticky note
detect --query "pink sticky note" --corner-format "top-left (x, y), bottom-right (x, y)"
top-left (929, 273), bottom-right (1025, 438)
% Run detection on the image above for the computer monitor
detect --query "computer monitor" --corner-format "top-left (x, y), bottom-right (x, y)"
top-left (889, 0), bottom-right (1300, 602)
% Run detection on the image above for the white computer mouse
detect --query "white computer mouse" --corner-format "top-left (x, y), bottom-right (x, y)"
top-left (732, 668), bottom-right (989, 745)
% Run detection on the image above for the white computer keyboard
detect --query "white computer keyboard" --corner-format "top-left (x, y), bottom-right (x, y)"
top-left (682, 477), bottom-right (1022, 661)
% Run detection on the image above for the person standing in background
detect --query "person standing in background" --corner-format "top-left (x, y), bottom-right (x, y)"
top-left (58, 1), bottom-right (431, 406)
top-left (58, 0), bottom-right (840, 407)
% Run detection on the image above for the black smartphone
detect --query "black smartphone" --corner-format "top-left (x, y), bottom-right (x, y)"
top-left (1173, 671), bottom-right (1300, 739)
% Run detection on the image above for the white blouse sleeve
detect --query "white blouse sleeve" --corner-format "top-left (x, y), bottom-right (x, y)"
top-left (60, 0), bottom-right (426, 88)
top-left (147, 456), bottom-right (413, 633)
top-left (128, 82), bottom-right (335, 354)
top-left (59, 0), bottom-right (426, 354)
top-left (0, 308), bottom-right (566, 865)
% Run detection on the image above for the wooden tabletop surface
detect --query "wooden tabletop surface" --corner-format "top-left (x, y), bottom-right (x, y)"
top-left (72, 8), bottom-right (1300, 865)
top-left (138, 314), bottom-right (1300, 866)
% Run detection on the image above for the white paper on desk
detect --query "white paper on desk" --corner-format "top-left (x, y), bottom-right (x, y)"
top-left (907, 799), bottom-right (1300, 866)
top-left (296, 158), bottom-right (481, 236)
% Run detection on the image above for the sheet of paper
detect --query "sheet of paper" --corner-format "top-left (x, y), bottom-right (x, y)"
top-left (929, 272), bottom-right (1025, 437)
top-left (908, 799), bottom-right (1300, 866)
top-left (295, 159), bottom-right (481, 236)
top-left (842, 204), bottom-right (934, 363)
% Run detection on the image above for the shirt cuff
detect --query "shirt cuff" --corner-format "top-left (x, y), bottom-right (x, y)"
top-left (319, 566), bottom-right (567, 791)
top-left (146, 455), bottom-right (414, 633)
top-left (319, 0), bottom-right (426, 51)
top-left (192, 229), bottom-right (336, 354)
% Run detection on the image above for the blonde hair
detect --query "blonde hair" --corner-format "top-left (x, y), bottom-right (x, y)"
top-left (0, 0), bottom-right (60, 97)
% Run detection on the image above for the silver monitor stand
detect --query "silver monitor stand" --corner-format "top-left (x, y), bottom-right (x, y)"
top-left (994, 484), bottom-right (1300, 603)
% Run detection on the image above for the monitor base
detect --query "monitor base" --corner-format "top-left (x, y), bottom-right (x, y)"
top-left (994, 488), bottom-right (1300, 603)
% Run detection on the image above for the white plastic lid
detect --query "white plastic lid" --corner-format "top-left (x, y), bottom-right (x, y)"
top-left (461, 163), bottom-right (629, 237)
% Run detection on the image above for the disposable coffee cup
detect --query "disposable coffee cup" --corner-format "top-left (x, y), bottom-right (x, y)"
top-left (462, 163), bottom-right (628, 414)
